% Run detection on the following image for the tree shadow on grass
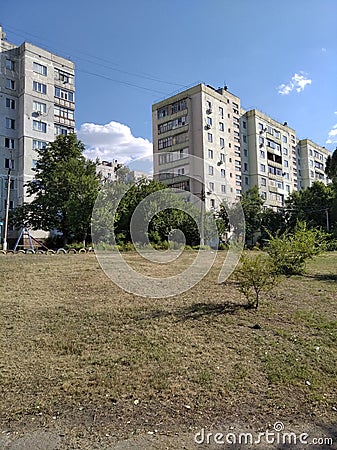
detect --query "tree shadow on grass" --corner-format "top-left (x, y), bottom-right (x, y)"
top-left (304, 273), bottom-right (337, 282)
top-left (136, 301), bottom-right (249, 323)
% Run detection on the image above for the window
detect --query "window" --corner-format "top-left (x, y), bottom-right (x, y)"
top-left (206, 100), bottom-right (212, 111)
top-left (283, 147), bottom-right (288, 155)
top-left (282, 135), bottom-right (287, 143)
top-left (260, 164), bottom-right (266, 172)
top-left (286, 185), bottom-right (290, 193)
top-left (219, 106), bottom-right (224, 117)
top-left (209, 182), bottom-right (214, 191)
top-left (243, 148), bottom-right (248, 157)
top-left (33, 62), bottom-right (47, 76)
top-left (284, 160), bottom-right (289, 167)
top-left (261, 178), bottom-right (267, 186)
top-left (5, 138), bottom-right (15, 149)
top-left (55, 68), bottom-right (73, 84)
top-left (55, 87), bottom-right (74, 102)
top-left (207, 133), bottom-right (213, 143)
top-left (219, 122), bottom-right (224, 131)
top-left (210, 199), bottom-right (215, 209)
top-left (221, 184), bottom-right (226, 193)
top-left (5, 79), bottom-right (15, 90)
top-left (221, 169), bottom-right (225, 177)
top-left (55, 126), bottom-right (70, 135)
top-left (33, 120), bottom-right (47, 132)
top-left (245, 177), bottom-right (249, 185)
top-left (236, 180), bottom-right (241, 186)
top-left (33, 101), bottom-right (47, 114)
top-left (6, 59), bottom-right (15, 70)
top-left (284, 172), bottom-right (290, 179)
top-left (177, 167), bottom-right (185, 175)
top-left (220, 138), bottom-right (225, 147)
top-left (6, 98), bottom-right (15, 109)
top-left (6, 118), bottom-right (15, 129)
top-left (32, 159), bottom-right (37, 169)
top-left (243, 162), bottom-right (248, 171)
top-left (274, 130), bottom-right (280, 139)
top-left (5, 159), bottom-right (14, 169)
top-left (208, 165), bottom-right (214, 175)
top-left (208, 149), bottom-right (213, 159)
top-left (235, 174), bottom-right (241, 180)
top-left (33, 81), bottom-right (47, 94)
top-left (260, 150), bottom-right (265, 158)
top-left (54, 105), bottom-right (74, 120)
top-left (310, 170), bottom-right (314, 178)
top-left (243, 135), bottom-right (247, 143)
top-left (242, 121), bottom-right (246, 129)
top-left (220, 153), bottom-right (225, 162)
top-left (207, 117), bottom-right (212, 126)
top-left (258, 123), bottom-right (264, 131)
top-left (33, 140), bottom-right (47, 150)
top-left (261, 191), bottom-right (267, 200)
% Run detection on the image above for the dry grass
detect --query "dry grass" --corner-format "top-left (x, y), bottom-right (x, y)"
top-left (0, 251), bottom-right (336, 447)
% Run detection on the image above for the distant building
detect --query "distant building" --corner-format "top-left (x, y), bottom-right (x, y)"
top-left (126, 170), bottom-right (152, 182)
top-left (96, 160), bottom-right (119, 182)
top-left (297, 139), bottom-right (330, 189)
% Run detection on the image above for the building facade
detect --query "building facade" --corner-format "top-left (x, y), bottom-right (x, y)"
top-left (297, 139), bottom-right (330, 189)
top-left (153, 83), bottom-right (331, 210)
top-left (0, 26), bottom-right (75, 242)
top-left (152, 83), bottom-right (243, 211)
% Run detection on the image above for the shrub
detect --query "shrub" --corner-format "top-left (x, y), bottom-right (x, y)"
top-left (266, 222), bottom-right (325, 276)
top-left (233, 253), bottom-right (277, 309)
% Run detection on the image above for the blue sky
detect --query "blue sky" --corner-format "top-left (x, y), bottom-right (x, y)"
top-left (2, 0), bottom-right (337, 166)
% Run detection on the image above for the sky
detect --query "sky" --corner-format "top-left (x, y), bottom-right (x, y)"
top-left (2, 0), bottom-right (337, 170)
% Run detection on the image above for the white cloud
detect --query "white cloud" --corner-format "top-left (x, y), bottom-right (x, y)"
top-left (77, 121), bottom-right (153, 165)
top-left (278, 72), bottom-right (312, 95)
top-left (326, 124), bottom-right (337, 144)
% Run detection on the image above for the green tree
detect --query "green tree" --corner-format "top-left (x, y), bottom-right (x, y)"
top-left (218, 187), bottom-right (264, 245)
top-left (10, 134), bottom-right (101, 245)
top-left (266, 221), bottom-right (325, 275)
top-left (325, 147), bottom-right (337, 184)
top-left (285, 182), bottom-right (334, 231)
top-left (233, 253), bottom-right (277, 309)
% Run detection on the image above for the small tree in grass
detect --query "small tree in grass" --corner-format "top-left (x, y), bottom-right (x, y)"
top-left (266, 221), bottom-right (326, 276)
top-left (233, 253), bottom-right (277, 309)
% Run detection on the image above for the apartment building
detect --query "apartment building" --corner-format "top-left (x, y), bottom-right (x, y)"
top-left (241, 109), bottom-right (298, 208)
top-left (152, 83), bottom-right (243, 211)
top-left (153, 83), bottom-right (331, 211)
top-left (297, 139), bottom-right (330, 189)
top-left (0, 26), bottom-right (75, 242)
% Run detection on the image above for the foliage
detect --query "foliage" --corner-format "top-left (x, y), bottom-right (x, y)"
top-left (218, 186), bottom-right (264, 245)
top-left (92, 179), bottom-right (216, 248)
top-left (325, 147), bottom-right (337, 184)
top-left (266, 221), bottom-right (326, 276)
top-left (284, 182), bottom-right (334, 231)
top-left (233, 253), bottom-right (277, 309)
top-left (10, 134), bottom-right (101, 245)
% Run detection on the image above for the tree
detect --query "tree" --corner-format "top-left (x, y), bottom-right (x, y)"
top-left (266, 221), bottom-right (325, 276)
top-left (233, 253), bottom-right (277, 309)
top-left (218, 187), bottom-right (264, 246)
top-left (284, 182), bottom-right (334, 231)
top-left (10, 134), bottom-right (101, 245)
top-left (325, 147), bottom-right (337, 184)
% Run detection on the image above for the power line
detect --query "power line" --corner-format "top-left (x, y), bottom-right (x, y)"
top-left (2, 24), bottom-right (187, 90)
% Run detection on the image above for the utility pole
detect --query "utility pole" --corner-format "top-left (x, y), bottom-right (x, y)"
top-left (200, 186), bottom-right (205, 246)
top-left (326, 208), bottom-right (330, 233)
top-left (3, 168), bottom-right (12, 252)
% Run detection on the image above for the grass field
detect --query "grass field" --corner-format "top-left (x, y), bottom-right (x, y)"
top-left (0, 251), bottom-right (336, 448)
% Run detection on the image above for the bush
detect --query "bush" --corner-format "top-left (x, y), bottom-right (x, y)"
top-left (266, 222), bottom-right (325, 276)
top-left (233, 253), bottom-right (277, 309)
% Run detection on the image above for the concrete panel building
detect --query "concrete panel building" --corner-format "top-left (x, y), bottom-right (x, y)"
top-left (0, 26), bottom-right (75, 244)
top-left (152, 83), bottom-right (243, 211)
top-left (241, 109), bottom-right (298, 208)
top-left (297, 139), bottom-right (330, 189)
